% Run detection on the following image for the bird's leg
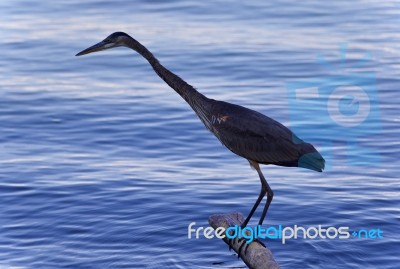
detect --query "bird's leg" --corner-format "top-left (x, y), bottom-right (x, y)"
top-left (241, 162), bottom-right (271, 253)
top-left (230, 161), bottom-right (272, 254)
top-left (257, 168), bottom-right (274, 226)
top-left (241, 184), bottom-right (267, 229)
top-left (241, 161), bottom-right (268, 229)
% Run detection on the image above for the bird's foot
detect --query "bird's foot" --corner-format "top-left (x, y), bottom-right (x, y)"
top-left (237, 238), bottom-right (247, 259)
top-left (237, 238), bottom-right (266, 258)
top-left (227, 236), bottom-right (247, 259)
top-left (227, 229), bottom-right (236, 251)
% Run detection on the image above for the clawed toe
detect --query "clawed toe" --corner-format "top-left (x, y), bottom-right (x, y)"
top-left (226, 229), bottom-right (266, 259)
top-left (236, 238), bottom-right (247, 259)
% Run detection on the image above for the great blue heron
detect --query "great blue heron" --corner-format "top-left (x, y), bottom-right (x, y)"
top-left (76, 32), bottom-right (324, 233)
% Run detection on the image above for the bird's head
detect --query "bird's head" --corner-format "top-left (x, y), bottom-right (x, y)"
top-left (76, 32), bottom-right (131, 56)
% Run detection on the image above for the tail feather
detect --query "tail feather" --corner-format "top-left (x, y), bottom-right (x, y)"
top-left (298, 150), bottom-right (325, 172)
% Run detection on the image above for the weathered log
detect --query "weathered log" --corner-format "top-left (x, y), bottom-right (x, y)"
top-left (208, 212), bottom-right (280, 269)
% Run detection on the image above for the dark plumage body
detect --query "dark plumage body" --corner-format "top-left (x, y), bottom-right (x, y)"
top-left (76, 32), bottom-right (325, 229)
top-left (199, 99), bottom-right (323, 171)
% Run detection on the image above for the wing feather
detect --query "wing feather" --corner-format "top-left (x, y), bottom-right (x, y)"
top-left (209, 101), bottom-right (310, 165)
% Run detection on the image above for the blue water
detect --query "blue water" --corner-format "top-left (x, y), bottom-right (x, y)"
top-left (1, 1), bottom-right (399, 268)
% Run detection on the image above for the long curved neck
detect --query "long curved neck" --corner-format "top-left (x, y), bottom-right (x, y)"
top-left (125, 36), bottom-right (208, 108)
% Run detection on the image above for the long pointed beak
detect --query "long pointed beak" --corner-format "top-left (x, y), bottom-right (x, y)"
top-left (76, 41), bottom-right (108, 56)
